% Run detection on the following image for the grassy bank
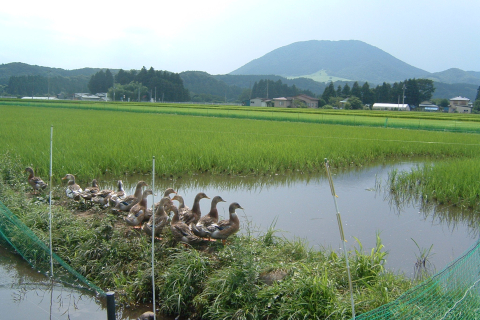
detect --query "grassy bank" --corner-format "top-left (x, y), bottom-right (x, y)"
top-left (2, 103), bottom-right (480, 182)
top-left (0, 153), bottom-right (414, 319)
top-left (388, 158), bottom-right (480, 230)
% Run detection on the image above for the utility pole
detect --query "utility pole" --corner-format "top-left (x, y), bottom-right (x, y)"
top-left (402, 84), bottom-right (406, 107)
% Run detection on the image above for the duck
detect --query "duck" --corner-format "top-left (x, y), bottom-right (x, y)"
top-left (92, 184), bottom-right (116, 208)
top-left (124, 189), bottom-right (153, 227)
top-left (191, 196), bottom-right (226, 239)
top-left (142, 197), bottom-right (173, 238)
top-left (210, 202), bottom-right (243, 245)
top-left (170, 205), bottom-right (204, 245)
top-left (25, 167), bottom-right (47, 194)
top-left (114, 181), bottom-right (147, 212)
top-left (172, 192), bottom-right (210, 226)
top-left (108, 180), bottom-right (126, 207)
top-left (80, 179), bottom-right (100, 203)
top-left (62, 174), bottom-right (83, 201)
top-left (154, 188), bottom-right (177, 213)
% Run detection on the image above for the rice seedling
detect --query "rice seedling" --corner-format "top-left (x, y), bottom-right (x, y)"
top-left (2, 103), bottom-right (480, 185)
top-left (411, 238), bottom-right (435, 281)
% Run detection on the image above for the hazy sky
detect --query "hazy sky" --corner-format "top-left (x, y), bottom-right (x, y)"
top-left (1, 0), bottom-right (479, 75)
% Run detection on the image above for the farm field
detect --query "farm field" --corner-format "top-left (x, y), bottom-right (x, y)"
top-left (1, 100), bottom-right (480, 182)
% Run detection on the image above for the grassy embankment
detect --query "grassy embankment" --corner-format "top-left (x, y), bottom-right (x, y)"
top-left (0, 153), bottom-right (412, 319)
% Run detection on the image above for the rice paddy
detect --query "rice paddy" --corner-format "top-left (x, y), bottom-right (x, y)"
top-left (1, 101), bottom-right (480, 184)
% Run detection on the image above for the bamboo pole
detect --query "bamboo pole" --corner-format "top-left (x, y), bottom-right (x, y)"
top-left (151, 156), bottom-right (156, 320)
top-left (49, 125), bottom-right (54, 277)
top-left (324, 158), bottom-right (355, 319)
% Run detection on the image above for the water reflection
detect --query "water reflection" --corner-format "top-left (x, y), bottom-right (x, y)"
top-left (0, 246), bottom-right (172, 319)
top-left (103, 161), bottom-right (477, 277)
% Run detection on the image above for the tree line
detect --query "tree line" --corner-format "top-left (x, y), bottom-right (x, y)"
top-left (108, 67), bottom-right (190, 102)
top-left (320, 79), bottom-right (435, 109)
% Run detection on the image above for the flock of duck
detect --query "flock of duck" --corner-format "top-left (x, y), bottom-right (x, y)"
top-left (25, 167), bottom-right (243, 245)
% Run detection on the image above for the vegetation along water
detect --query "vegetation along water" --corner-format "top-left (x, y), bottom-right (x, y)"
top-left (1, 99), bottom-right (480, 319)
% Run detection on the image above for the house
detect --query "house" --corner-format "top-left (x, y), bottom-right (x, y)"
top-left (419, 101), bottom-right (440, 112)
top-left (249, 98), bottom-right (271, 107)
top-left (449, 96), bottom-right (471, 113)
top-left (272, 94), bottom-right (319, 108)
top-left (74, 93), bottom-right (109, 101)
top-left (372, 103), bottom-right (410, 111)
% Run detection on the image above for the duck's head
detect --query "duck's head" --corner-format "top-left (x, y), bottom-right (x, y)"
top-left (136, 181), bottom-right (148, 188)
top-left (229, 202), bottom-right (243, 213)
top-left (171, 194), bottom-right (183, 202)
top-left (91, 179), bottom-right (98, 187)
top-left (143, 189), bottom-right (154, 198)
top-left (195, 192), bottom-right (210, 201)
top-left (163, 188), bottom-right (177, 197)
top-left (212, 196), bottom-right (226, 205)
top-left (62, 174), bottom-right (76, 182)
top-left (25, 167), bottom-right (34, 174)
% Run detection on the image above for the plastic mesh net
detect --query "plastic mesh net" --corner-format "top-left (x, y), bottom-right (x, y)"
top-left (355, 239), bottom-right (480, 319)
top-left (0, 200), bottom-right (105, 296)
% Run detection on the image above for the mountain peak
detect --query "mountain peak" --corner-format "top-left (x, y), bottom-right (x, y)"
top-left (230, 40), bottom-right (429, 83)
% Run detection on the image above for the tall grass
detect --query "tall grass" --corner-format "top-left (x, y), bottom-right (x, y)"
top-left (389, 158), bottom-right (480, 214)
top-left (2, 104), bottom-right (480, 183)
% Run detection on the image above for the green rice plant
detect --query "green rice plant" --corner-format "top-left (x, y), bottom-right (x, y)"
top-left (3, 103), bottom-right (480, 185)
top-left (411, 238), bottom-right (435, 281)
top-left (352, 232), bottom-right (387, 285)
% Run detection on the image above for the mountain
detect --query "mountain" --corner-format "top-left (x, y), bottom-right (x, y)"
top-left (428, 68), bottom-right (480, 85)
top-left (230, 40), bottom-right (430, 83)
top-left (0, 62), bottom-right (115, 85)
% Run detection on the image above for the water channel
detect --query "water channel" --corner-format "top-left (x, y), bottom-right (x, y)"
top-left (1, 161), bottom-right (478, 319)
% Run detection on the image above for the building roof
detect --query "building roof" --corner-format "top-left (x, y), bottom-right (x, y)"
top-left (294, 94), bottom-right (319, 101)
top-left (372, 103), bottom-right (409, 109)
top-left (450, 96), bottom-right (470, 101)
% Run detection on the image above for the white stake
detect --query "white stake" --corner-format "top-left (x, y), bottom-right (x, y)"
top-left (151, 156), bottom-right (156, 320)
top-left (49, 125), bottom-right (54, 277)
top-left (324, 158), bottom-right (355, 319)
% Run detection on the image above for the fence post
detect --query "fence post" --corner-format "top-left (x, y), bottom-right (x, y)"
top-left (107, 291), bottom-right (116, 320)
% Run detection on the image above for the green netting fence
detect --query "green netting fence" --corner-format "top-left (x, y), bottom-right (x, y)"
top-left (355, 239), bottom-right (480, 319)
top-left (0, 200), bottom-right (105, 296)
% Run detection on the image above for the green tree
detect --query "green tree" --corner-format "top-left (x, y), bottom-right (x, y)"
top-left (473, 99), bottom-right (480, 114)
top-left (416, 79), bottom-right (435, 102)
top-left (328, 96), bottom-right (342, 109)
top-left (336, 85), bottom-right (342, 98)
top-left (345, 96), bottom-right (363, 110)
top-left (108, 81), bottom-right (148, 102)
top-left (322, 82), bottom-right (336, 102)
top-left (342, 84), bottom-right (351, 98)
top-left (292, 98), bottom-right (307, 108)
top-left (351, 81), bottom-right (361, 98)
top-left (476, 86), bottom-right (480, 101)
top-left (361, 82), bottom-right (374, 105)
top-left (375, 82), bottom-right (391, 103)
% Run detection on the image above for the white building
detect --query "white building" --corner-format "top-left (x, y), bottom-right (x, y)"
top-left (449, 96), bottom-right (471, 113)
top-left (372, 103), bottom-right (410, 111)
top-left (249, 98), bottom-right (270, 107)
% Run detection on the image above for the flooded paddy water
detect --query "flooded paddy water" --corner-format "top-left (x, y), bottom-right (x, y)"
top-left (1, 161), bottom-right (477, 318)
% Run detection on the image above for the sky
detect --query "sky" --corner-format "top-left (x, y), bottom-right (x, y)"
top-left (1, 0), bottom-right (479, 75)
